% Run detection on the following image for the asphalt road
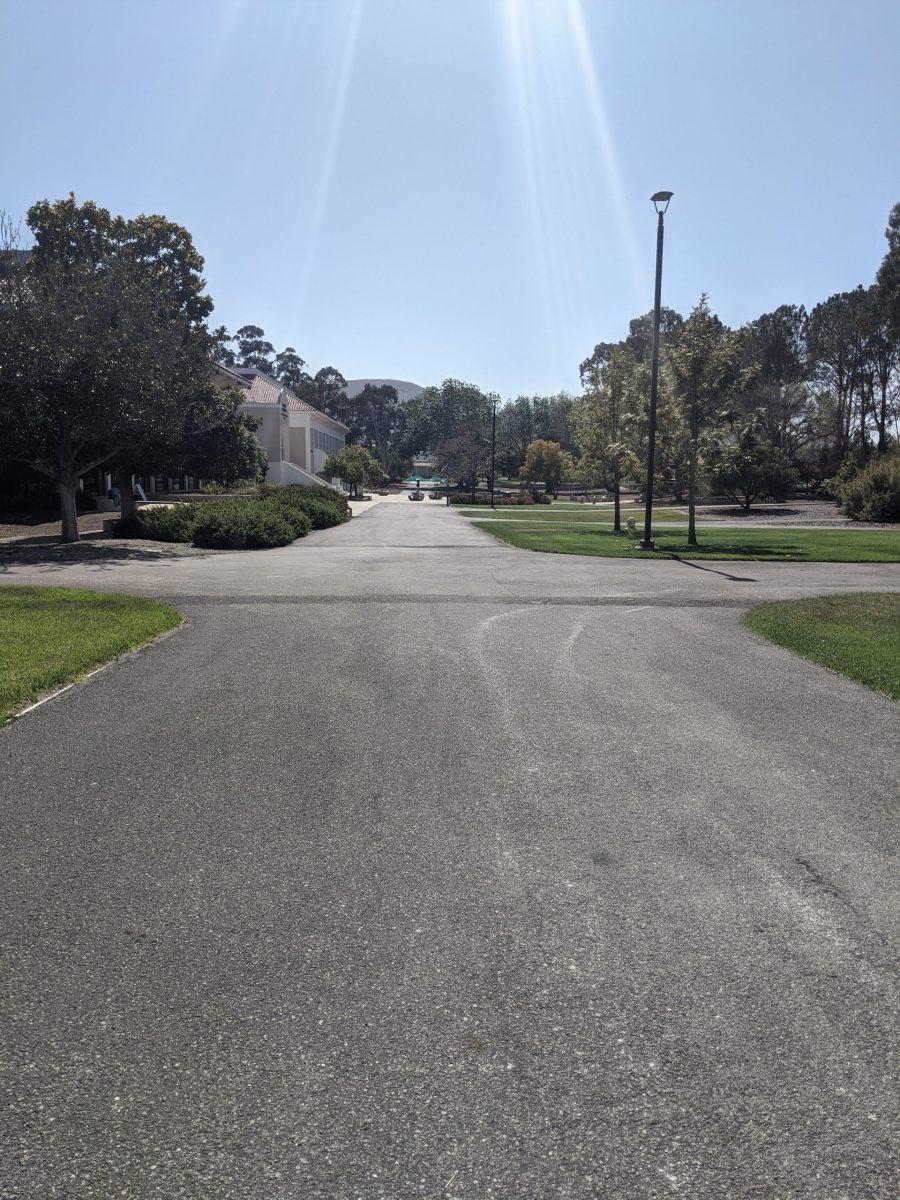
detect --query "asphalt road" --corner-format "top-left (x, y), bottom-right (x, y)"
top-left (2, 504), bottom-right (898, 1198)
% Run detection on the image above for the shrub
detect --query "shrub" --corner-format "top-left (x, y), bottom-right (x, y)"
top-left (258, 498), bottom-right (312, 540)
top-left (838, 452), bottom-right (900, 522)
top-left (258, 484), bottom-right (350, 529)
top-left (115, 504), bottom-right (199, 542)
top-left (191, 499), bottom-right (295, 549)
top-left (202, 478), bottom-right (255, 495)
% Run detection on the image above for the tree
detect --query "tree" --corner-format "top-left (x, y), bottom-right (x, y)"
top-left (876, 201), bottom-right (900, 339)
top-left (349, 383), bottom-right (402, 474)
top-left (409, 380), bottom-right (496, 499)
top-left (495, 396), bottom-right (536, 476)
top-left (0, 197), bottom-right (214, 541)
top-left (858, 285), bottom-right (898, 453)
top-left (707, 419), bottom-right (796, 511)
top-left (233, 324), bottom-right (275, 373)
top-left (573, 347), bottom-right (639, 530)
top-left (274, 346), bottom-right (311, 394)
top-left (314, 367), bottom-right (349, 423)
top-left (519, 440), bottom-right (573, 499)
top-left (807, 287), bottom-right (869, 463)
top-left (173, 383), bottom-right (268, 490)
top-left (211, 325), bottom-right (236, 366)
top-left (323, 444), bottom-right (384, 498)
top-left (579, 306), bottom-right (683, 385)
top-left (666, 296), bottom-right (744, 544)
top-left (737, 304), bottom-right (816, 463)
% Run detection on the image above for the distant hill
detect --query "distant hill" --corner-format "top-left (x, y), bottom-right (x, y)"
top-left (345, 379), bottom-right (424, 403)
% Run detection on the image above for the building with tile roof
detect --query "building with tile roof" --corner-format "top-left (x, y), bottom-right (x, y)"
top-left (214, 365), bottom-right (350, 490)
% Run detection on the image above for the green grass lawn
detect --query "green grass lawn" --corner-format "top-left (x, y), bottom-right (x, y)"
top-left (460, 506), bottom-right (689, 522)
top-left (744, 593), bottom-right (900, 700)
top-left (471, 521), bottom-right (900, 562)
top-left (0, 585), bottom-right (181, 723)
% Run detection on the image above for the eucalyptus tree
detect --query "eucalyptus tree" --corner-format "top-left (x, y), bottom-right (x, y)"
top-left (807, 287), bottom-right (869, 463)
top-left (876, 201), bottom-right (900, 338)
top-left (737, 304), bottom-right (816, 464)
top-left (579, 306), bottom-right (683, 386)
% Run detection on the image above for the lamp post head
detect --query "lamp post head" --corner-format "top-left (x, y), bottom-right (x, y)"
top-left (651, 190), bottom-right (673, 215)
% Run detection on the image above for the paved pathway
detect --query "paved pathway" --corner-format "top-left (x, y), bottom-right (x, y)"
top-left (2, 504), bottom-right (898, 1198)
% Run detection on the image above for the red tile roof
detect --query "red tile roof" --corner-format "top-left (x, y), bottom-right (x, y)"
top-left (227, 367), bottom-right (349, 431)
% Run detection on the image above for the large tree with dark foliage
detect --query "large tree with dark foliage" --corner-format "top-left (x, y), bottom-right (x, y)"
top-left (0, 197), bottom-right (216, 541)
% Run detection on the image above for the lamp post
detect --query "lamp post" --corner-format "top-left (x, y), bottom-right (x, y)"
top-left (640, 190), bottom-right (673, 551)
top-left (490, 397), bottom-right (498, 509)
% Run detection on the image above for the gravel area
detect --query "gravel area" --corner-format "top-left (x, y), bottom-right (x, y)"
top-left (0, 510), bottom-right (116, 542)
top-left (694, 499), bottom-right (893, 527)
top-left (0, 535), bottom-right (218, 565)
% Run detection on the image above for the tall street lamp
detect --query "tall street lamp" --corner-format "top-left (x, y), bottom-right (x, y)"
top-left (490, 397), bottom-right (498, 509)
top-left (640, 190), bottom-right (673, 551)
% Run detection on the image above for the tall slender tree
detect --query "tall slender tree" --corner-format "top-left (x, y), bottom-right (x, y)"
top-left (574, 346), bottom-right (639, 530)
top-left (666, 297), bottom-right (744, 544)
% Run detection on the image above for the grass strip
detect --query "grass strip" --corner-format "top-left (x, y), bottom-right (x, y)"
top-left (743, 592), bottom-right (900, 700)
top-left (473, 521), bottom-right (900, 562)
top-left (0, 585), bottom-right (181, 723)
top-left (460, 507), bottom-right (689, 522)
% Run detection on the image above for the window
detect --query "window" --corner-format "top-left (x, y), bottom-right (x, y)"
top-left (313, 428), bottom-right (343, 455)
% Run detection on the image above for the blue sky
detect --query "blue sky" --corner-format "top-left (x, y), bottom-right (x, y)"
top-left (2, 0), bottom-right (898, 397)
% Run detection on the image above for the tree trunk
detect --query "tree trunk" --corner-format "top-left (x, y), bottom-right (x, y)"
top-left (877, 381), bottom-right (888, 452)
top-left (613, 484), bottom-right (621, 532)
top-left (58, 477), bottom-right (79, 543)
top-left (687, 408), bottom-right (698, 547)
top-left (116, 469), bottom-right (137, 523)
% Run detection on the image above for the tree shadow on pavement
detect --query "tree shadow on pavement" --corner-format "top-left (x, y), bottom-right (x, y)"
top-left (670, 555), bottom-right (757, 583)
top-left (0, 536), bottom-right (198, 572)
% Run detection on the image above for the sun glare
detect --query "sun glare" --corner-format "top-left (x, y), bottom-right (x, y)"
top-left (500, 0), bottom-right (644, 366)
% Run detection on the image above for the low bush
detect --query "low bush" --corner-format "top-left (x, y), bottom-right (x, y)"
top-left (115, 504), bottom-right (199, 542)
top-left (837, 452), bottom-right (900, 522)
top-left (115, 485), bottom-right (351, 548)
top-left (257, 498), bottom-right (312, 540)
top-left (258, 483), bottom-right (350, 529)
top-left (191, 499), bottom-right (295, 549)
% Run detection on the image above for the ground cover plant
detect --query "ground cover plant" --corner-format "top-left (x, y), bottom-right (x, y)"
top-left (743, 592), bottom-right (900, 700)
top-left (471, 521), bottom-right (900, 562)
top-left (0, 585), bottom-right (181, 722)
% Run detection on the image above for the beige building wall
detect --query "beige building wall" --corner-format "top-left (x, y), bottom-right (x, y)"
top-left (289, 426), bottom-right (308, 469)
